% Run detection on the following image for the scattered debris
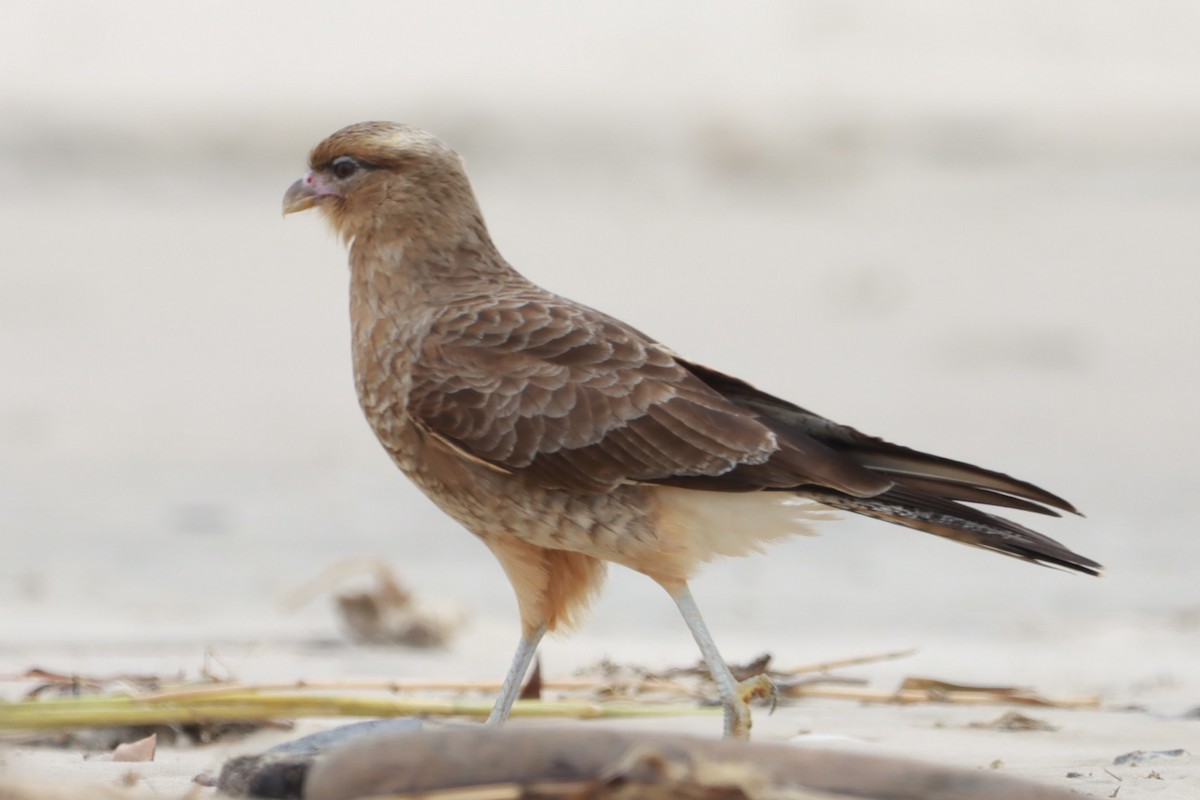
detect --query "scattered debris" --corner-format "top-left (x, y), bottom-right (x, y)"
top-left (1103, 766), bottom-right (1123, 798)
top-left (893, 677), bottom-right (1094, 708)
top-left (968, 711), bottom-right (1059, 732)
top-left (0, 649), bottom-right (1103, 734)
top-left (112, 732), bottom-right (156, 762)
top-left (281, 559), bottom-right (459, 647)
top-left (568, 658), bottom-right (1095, 709)
top-left (571, 648), bottom-right (913, 708)
top-left (783, 648), bottom-right (921, 675)
top-left (729, 653), bottom-right (773, 682)
top-left (335, 585), bottom-right (452, 647)
top-left (0, 668), bottom-right (274, 749)
top-left (9, 667), bottom-right (166, 699)
top-left (1112, 748), bottom-right (1187, 766)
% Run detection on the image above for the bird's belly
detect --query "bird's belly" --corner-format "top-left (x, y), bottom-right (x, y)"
top-left (365, 406), bottom-right (827, 582)
top-left (387, 424), bottom-right (691, 566)
top-left (405, 445), bottom-right (660, 560)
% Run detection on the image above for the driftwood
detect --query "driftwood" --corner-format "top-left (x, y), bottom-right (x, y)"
top-left (302, 725), bottom-right (1079, 800)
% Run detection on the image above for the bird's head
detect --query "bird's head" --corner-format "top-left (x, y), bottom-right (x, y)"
top-left (283, 122), bottom-right (480, 245)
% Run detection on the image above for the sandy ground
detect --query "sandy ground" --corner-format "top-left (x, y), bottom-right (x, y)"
top-left (2, 1), bottom-right (1199, 797)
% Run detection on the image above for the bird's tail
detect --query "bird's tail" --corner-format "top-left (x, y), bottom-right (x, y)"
top-left (802, 485), bottom-right (1101, 576)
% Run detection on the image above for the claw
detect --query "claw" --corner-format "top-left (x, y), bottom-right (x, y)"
top-left (718, 674), bottom-right (779, 738)
top-left (738, 674), bottom-right (779, 714)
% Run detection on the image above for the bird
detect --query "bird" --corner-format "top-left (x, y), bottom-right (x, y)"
top-left (283, 121), bottom-right (1100, 739)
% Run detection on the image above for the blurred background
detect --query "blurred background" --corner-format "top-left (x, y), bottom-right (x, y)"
top-left (1, 1), bottom-right (1197, 705)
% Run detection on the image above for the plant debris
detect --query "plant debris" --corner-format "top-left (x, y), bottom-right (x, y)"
top-left (893, 677), bottom-right (1092, 708)
top-left (0, 667), bottom-right (278, 749)
top-left (0, 647), bottom-right (1101, 735)
top-left (282, 559), bottom-right (459, 647)
top-left (967, 711), bottom-right (1059, 732)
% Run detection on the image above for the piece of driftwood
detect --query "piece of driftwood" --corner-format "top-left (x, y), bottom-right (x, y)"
top-left (216, 718), bottom-right (429, 798)
top-left (302, 725), bottom-right (1079, 800)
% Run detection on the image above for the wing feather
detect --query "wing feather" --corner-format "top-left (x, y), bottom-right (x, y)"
top-left (408, 297), bottom-right (887, 495)
top-left (679, 358), bottom-right (1079, 516)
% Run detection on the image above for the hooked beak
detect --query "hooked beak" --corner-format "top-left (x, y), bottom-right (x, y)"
top-left (282, 172), bottom-right (340, 216)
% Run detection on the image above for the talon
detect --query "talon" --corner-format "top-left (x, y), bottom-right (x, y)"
top-left (738, 674), bottom-right (779, 714)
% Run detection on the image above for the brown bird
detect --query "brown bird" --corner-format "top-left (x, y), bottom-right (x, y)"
top-left (283, 122), bottom-right (1099, 738)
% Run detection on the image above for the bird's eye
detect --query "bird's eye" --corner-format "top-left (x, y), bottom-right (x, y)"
top-left (331, 156), bottom-right (361, 180)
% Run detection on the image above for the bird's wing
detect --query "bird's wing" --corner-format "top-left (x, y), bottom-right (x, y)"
top-left (678, 359), bottom-right (1079, 516)
top-left (407, 297), bottom-right (893, 496)
top-left (407, 295), bottom-right (1099, 575)
top-left (676, 359), bottom-right (1100, 575)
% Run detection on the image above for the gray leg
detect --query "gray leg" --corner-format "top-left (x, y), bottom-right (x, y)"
top-left (486, 624), bottom-right (547, 725)
top-left (667, 584), bottom-right (755, 738)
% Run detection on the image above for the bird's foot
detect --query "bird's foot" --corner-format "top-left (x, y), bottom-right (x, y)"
top-left (721, 675), bottom-right (777, 739)
top-left (737, 673), bottom-right (779, 713)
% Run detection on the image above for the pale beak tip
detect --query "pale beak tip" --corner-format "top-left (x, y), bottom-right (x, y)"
top-left (282, 176), bottom-right (320, 216)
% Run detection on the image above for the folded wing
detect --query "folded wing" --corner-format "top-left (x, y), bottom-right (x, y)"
top-left (406, 294), bottom-right (1099, 575)
top-left (408, 296), bottom-right (890, 497)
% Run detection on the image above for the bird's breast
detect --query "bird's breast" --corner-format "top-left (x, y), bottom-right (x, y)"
top-left (349, 290), bottom-right (433, 471)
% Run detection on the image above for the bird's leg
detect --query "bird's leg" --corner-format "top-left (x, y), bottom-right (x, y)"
top-left (486, 623), bottom-right (547, 725)
top-left (666, 583), bottom-right (770, 739)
